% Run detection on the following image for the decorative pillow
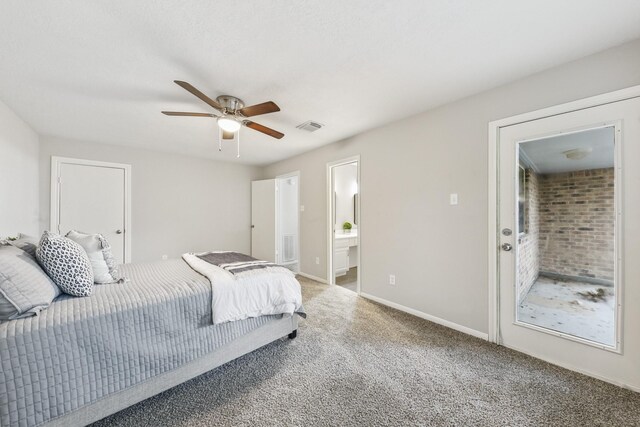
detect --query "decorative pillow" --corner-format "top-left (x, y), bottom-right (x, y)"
top-left (36, 231), bottom-right (94, 297)
top-left (9, 233), bottom-right (39, 258)
top-left (0, 244), bottom-right (61, 320)
top-left (66, 230), bottom-right (123, 284)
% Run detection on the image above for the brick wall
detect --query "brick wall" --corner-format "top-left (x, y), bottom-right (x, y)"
top-left (517, 169), bottom-right (540, 301)
top-left (538, 168), bottom-right (615, 282)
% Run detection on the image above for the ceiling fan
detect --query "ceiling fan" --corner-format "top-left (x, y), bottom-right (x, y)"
top-left (162, 80), bottom-right (285, 142)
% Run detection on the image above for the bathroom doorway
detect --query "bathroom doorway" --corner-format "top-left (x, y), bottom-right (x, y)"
top-left (327, 156), bottom-right (360, 293)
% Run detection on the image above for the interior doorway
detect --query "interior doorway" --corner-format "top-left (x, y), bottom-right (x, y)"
top-left (276, 171), bottom-right (300, 273)
top-left (489, 92), bottom-right (640, 391)
top-left (327, 156), bottom-right (360, 293)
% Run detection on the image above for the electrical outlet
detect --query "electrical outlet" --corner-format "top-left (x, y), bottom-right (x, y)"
top-left (450, 193), bottom-right (458, 205)
top-left (162, 255), bottom-right (168, 260)
top-left (300, 205), bottom-right (305, 212)
top-left (389, 274), bottom-right (396, 286)
top-left (315, 257), bottom-right (320, 265)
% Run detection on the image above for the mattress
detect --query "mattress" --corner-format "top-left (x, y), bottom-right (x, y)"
top-left (0, 259), bottom-right (292, 427)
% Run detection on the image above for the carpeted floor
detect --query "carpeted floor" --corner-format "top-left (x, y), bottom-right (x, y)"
top-left (94, 277), bottom-right (640, 427)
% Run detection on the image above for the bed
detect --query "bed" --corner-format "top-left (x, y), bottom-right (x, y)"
top-left (0, 258), bottom-right (303, 427)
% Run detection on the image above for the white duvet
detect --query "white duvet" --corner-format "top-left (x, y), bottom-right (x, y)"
top-left (182, 253), bottom-right (303, 324)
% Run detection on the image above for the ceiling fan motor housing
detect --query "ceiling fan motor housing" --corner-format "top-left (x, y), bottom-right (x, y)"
top-left (216, 95), bottom-right (244, 114)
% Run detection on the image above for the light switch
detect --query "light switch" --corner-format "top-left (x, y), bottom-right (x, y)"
top-left (450, 193), bottom-right (458, 205)
top-left (300, 205), bottom-right (305, 212)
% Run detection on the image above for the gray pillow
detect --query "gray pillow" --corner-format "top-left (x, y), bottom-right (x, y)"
top-left (36, 231), bottom-right (94, 297)
top-left (66, 230), bottom-right (123, 284)
top-left (9, 233), bottom-right (39, 258)
top-left (0, 244), bottom-right (61, 320)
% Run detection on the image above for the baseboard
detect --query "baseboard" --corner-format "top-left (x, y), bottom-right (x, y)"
top-left (360, 292), bottom-right (489, 341)
top-left (297, 272), bottom-right (328, 284)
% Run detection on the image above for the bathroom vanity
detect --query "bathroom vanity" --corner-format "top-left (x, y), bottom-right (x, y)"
top-left (334, 230), bottom-right (358, 276)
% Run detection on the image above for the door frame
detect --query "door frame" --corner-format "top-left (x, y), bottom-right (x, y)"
top-left (326, 155), bottom-right (361, 293)
top-left (50, 156), bottom-right (132, 263)
top-left (276, 170), bottom-right (301, 274)
top-left (487, 84), bottom-right (640, 344)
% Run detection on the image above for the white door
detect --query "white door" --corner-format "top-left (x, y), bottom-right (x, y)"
top-left (251, 179), bottom-right (276, 262)
top-left (498, 97), bottom-right (640, 390)
top-left (53, 158), bottom-right (130, 264)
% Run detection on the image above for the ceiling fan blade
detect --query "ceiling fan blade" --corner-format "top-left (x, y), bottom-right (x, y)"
top-left (243, 120), bottom-right (284, 139)
top-left (162, 111), bottom-right (216, 117)
top-left (238, 101), bottom-right (280, 117)
top-left (222, 130), bottom-right (235, 140)
top-left (173, 80), bottom-right (223, 111)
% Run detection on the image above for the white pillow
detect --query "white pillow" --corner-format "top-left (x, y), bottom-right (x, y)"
top-left (66, 230), bottom-right (123, 284)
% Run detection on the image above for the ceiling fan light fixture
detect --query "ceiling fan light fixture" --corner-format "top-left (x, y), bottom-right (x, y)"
top-left (217, 117), bottom-right (241, 132)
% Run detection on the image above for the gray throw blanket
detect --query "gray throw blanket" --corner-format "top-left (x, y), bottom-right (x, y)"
top-left (197, 252), bottom-right (281, 276)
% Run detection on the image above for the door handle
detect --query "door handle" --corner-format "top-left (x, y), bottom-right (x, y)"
top-left (501, 243), bottom-right (512, 252)
top-left (251, 225), bottom-right (255, 229)
top-left (116, 230), bottom-right (123, 234)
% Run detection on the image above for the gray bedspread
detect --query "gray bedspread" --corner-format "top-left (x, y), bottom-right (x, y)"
top-left (0, 259), bottom-right (293, 427)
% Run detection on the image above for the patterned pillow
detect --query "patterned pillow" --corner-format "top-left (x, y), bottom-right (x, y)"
top-left (36, 231), bottom-right (94, 297)
top-left (66, 230), bottom-right (123, 284)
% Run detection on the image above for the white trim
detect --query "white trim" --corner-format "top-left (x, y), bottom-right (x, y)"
top-left (50, 156), bottom-right (132, 263)
top-left (360, 292), bottom-right (489, 340)
top-left (487, 84), bottom-right (640, 343)
top-left (297, 272), bottom-right (328, 284)
top-left (326, 156), bottom-right (361, 294)
top-left (487, 124), bottom-right (499, 343)
top-left (276, 170), bottom-right (301, 274)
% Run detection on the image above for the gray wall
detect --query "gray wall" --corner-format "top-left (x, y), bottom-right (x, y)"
top-left (0, 99), bottom-right (40, 237)
top-left (39, 136), bottom-right (261, 262)
top-left (262, 39), bottom-right (640, 334)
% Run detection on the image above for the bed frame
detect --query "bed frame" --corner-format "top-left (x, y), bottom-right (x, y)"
top-left (46, 315), bottom-right (298, 426)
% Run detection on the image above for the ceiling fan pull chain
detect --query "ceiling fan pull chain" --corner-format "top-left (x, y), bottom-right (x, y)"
top-left (237, 131), bottom-right (241, 158)
top-left (218, 127), bottom-right (223, 152)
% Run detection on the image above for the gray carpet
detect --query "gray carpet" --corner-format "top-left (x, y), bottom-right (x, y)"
top-left (94, 277), bottom-right (640, 426)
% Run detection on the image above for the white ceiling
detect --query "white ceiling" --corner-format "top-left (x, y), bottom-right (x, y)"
top-left (520, 127), bottom-right (614, 174)
top-left (1, 1), bottom-right (639, 165)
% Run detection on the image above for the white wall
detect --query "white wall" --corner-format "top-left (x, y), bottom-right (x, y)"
top-left (333, 163), bottom-right (357, 229)
top-left (40, 136), bottom-right (261, 262)
top-left (0, 100), bottom-right (39, 237)
top-left (262, 39), bottom-right (640, 335)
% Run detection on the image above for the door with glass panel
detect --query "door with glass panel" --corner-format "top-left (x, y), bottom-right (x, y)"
top-left (498, 97), bottom-right (640, 390)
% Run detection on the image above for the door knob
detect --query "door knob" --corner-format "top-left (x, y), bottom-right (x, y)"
top-left (116, 230), bottom-right (123, 234)
top-left (501, 243), bottom-right (512, 252)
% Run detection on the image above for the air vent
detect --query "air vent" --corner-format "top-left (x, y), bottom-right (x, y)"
top-left (296, 120), bottom-right (324, 132)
